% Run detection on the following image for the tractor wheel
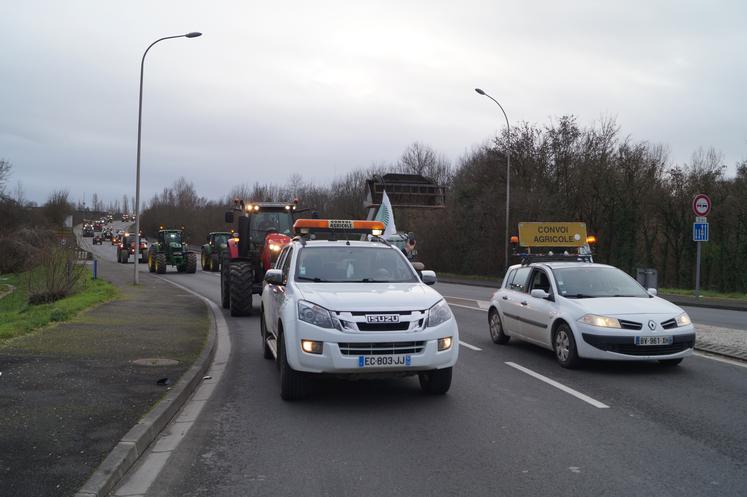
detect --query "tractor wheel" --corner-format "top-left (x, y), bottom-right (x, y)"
top-left (229, 261), bottom-right (253, 317)
top-left (186, 252), bottom-right (197, 274)
top-left (201, 251), bottom-right (209, 271)
top-left (148, 252), bottom-right (155, 273)
top-left (210, 253), bottom-right (220, 272)
top-left (156, 253), bottom-right (167, 274)
top-left (177, 264), bottom-right (185, 273)
top-left (220, 262), bottom-right (230, 309)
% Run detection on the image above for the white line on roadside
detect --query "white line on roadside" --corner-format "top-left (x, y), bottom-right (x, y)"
top-left (694, 351), bottom-right (747, 369)
top-left (459, 340), bottom-right (482, 351)
top-left (448, 302), bottom-right (488, 313)
top-left (505, 361), bottom-right (610, 409)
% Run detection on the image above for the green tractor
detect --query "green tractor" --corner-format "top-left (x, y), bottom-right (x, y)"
top-left (201, 231), bottom-right (233, 272)
top-left (147, 228), bottom-right (197, 274)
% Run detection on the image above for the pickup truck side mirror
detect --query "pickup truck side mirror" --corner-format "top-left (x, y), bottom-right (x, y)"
top-left (647, 288), bottom-right (658, 297)
top-left (264, 269), bottom-right (284, 285)
top-left (420, 270), bottom-right (437, 285)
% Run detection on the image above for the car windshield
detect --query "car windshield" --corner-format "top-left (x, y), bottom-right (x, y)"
top-left (250, 212), bottom-right (293, 240)
top-left (294, 246), bottom-right (418, 283)
top-left (552, 266), bottom-right (649, 298)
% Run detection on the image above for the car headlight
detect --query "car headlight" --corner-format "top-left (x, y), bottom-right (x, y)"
top-left (426, 300), bottom-right (453, 328)
top-left (579, 314), bottom-right (621, 328)
top-left (676, 312), bottom-right (691, 327)
top-left (297, 300), bottom-right (341, 330)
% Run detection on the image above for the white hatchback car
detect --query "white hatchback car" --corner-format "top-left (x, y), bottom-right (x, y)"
top-left (261, 222), bottom-right (459, 400)
top-left (488, 261), bottom-right (695, 368)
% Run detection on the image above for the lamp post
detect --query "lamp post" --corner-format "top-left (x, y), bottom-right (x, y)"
top-left (475, 88), bottom-right (511, 273)
top-left (133, 32), bottom-right (202, 285)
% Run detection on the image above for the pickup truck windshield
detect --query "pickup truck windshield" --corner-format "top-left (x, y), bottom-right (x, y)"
top-left (295, 246), bottom-right (418, 283)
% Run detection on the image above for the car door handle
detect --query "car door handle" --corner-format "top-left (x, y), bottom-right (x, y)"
top-left (502, 296), bottom-right (509, 300)
top-left (520, 301), bottom-right (528, 306)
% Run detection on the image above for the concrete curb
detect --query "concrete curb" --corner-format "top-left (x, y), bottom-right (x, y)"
top-left (73, 285), bottom-right (217, 497)
top-left (438, 277), bottom-right (747, 312)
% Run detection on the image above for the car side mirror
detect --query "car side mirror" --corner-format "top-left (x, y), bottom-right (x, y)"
top-left (647, 288), bottom-right (658, 297)
top-left (530, 289), bottom-right (551, 300)
top-left (225, 211), bottom-right (234, 224)
top-left (264, 269), bottom-right (284, 285)
top-left (420, 270), bottom-right (437, 285)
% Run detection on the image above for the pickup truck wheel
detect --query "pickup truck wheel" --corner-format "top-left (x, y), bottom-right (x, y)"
top-left (260, 311), bottom-right (273, 360)
top-left (553, 323), bottom-right (581, 369)
top-left (419, 367), bottom-right (452, 395)
top-left (279, 334), bottom-right (308, 401)
top-left (229, 262), bottom-right (253, 316)
top-left (489, 309), bottom-right (510, 344)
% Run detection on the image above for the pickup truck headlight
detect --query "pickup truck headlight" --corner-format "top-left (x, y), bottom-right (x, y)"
top-left (426, 300), bottom-right (453, 328)
top-left (579, 314), bottom-right (621, 328)
top-left (676, 312), bottom-right (691, 326)
top-left (298, 300), bottom-right (341, 330)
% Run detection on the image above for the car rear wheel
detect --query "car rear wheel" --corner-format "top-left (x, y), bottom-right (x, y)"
top-left (489, 309), bottom-right (510, 344)
top-left (658, 358), bottom-right (683, 367)
top-left (553, 323), bottom-right (581, 369)
top-left (419, 367), bottom-right (452, 395)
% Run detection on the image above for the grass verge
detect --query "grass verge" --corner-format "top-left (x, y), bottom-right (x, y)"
top-left (659, 287), bottom-right (747, 301)
top-left (0, 271), bottom-right (118, 342)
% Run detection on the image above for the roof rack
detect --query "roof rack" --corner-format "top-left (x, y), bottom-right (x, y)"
top-left (520, 253), bottom-right (593, 265)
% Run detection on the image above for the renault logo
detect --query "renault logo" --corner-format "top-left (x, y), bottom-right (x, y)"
top-left (648, 320), bottom-right (656, 331)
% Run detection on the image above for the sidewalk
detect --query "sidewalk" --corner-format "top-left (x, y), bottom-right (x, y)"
top-left (0, 257), bottom-right (210, 497)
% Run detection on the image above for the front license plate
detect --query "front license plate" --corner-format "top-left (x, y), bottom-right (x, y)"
top-left (358, 355), bottom-right (411, 368)
top-left (635, 336), bottom-right (673, 346)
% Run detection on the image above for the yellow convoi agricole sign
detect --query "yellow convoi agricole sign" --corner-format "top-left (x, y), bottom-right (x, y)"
top-left (518, 222), bottom-right (588, 247)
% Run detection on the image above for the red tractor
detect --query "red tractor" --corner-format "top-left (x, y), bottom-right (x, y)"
top-left (220, 200), bottom-right (298, 316)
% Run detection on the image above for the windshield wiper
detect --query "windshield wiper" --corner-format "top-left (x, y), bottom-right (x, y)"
top-left (296, 276), bottom-right (327, 282)
top-left (565, 293), bottom-right (597, 299)
top-left (358, 278), bottom-right (389, 283)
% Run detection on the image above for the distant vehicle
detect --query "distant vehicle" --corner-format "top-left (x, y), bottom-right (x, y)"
top-left (147, 228), bottom-right (197, 274)
top-left (487, 258), bottom-right (695, 368)
top-left (93, 221), bottom-right (103, 231)
top-left (117, 233), bottom-right (148, 264)
top-left (82, 225), bottom-right (94, 237)
top-left (201, 231), bottom-right (233, 272)
top-left (93, 234), bottom-right (103, 245)
top-left (121, 214), bottom-right (130, 222)
top-left (111, 233), bottom-right (121, 245)
top-left (261, 219), bottom-right (458, 400)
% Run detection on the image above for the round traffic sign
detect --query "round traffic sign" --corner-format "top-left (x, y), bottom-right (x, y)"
top-left (692, 194), bottom-right (712, 216)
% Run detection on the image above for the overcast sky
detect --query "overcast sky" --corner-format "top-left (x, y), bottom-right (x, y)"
top-left (2, 0), bottom-right (745, 206)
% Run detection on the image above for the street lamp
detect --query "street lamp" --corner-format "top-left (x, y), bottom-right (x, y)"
top-left (133, 32), bottom-right (202, 285)
top-left (475, 88), bottom-right (511, 273)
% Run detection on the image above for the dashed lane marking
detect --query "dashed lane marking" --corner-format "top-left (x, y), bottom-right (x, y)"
top-left (505, 361), bottom-right (610, 409)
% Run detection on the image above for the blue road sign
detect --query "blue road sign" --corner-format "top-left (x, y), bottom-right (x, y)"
top-left (693, 222), bottom-right (709, 242)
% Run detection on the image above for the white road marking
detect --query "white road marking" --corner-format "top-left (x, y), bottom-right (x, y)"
top-left (448, 302), bottom-right (488, 313)
top-left (693, 351), bottom-right (747, 369)
top-left (459, 340), bottom-right (482, 351)
top-left (113, 276), bottom-right (231, 497)
top-left (505, 362), bottom-right (610, 409)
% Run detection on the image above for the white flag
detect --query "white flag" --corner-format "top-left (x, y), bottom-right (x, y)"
top-left (374, 190), bottom-right (397, 237)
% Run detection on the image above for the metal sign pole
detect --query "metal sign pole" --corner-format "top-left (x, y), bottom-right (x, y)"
top-left (695, 240), bottom-right (701, 297)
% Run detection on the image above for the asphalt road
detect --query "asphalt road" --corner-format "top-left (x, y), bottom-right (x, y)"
top-left (80, 230), bottom-right (747, 496)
